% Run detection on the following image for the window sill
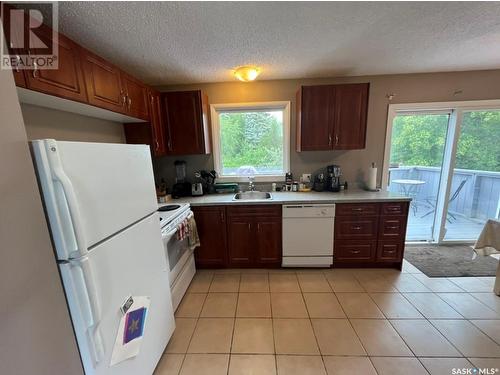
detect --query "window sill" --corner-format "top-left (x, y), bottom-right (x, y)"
top-left (216, 175), bottom-right (286, 183)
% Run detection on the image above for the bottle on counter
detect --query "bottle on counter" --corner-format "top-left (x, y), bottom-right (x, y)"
top-left (271, 182), bottom-right (277, 192)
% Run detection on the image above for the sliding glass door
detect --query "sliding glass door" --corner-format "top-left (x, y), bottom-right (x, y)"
top-left (387, 112), bottom-right (450, 242)
top-left (443, 110), bottom-right (500, 240)
top-left (384, 101), bottom-right (500, 244)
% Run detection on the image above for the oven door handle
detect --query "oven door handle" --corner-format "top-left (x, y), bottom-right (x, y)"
top-left (163, 227), bottom-right (178, 239)
top-left (162, 211), bottom-right (194, 240)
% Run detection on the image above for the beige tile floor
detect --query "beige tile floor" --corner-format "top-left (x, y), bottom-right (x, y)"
top-left (156, 260), bottom-right (500, 375)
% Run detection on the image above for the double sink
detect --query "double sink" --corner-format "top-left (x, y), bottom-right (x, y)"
top-left (233, 191), bottom-right (273, 201)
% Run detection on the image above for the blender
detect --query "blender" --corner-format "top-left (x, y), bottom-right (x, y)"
top-left (172, 160), bottom-right (192, 198)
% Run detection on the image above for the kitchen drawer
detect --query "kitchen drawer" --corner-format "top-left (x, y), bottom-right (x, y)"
top-left (334, 240), bottom-right (376, 261)
top-left (336, 203), bottom-right (379, 216)
top-left (335, 216), bottom-right (378, 239)
top-left (376, 241), bottom-right (404, 262)
top-left (379, 216), bottom-right (407, 239)
top-left (381, 202), bottom-right (409, 216)
top-left (227, 204), bottom-right (281, 218)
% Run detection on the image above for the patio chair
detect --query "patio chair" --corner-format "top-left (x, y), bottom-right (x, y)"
top-left (403, 167), bottom-right (424, 215)
top-left (421, 179), bottom-right (468, 222)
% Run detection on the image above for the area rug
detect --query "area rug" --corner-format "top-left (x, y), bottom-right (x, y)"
top-left (404, 245), bottom-right (498, 277)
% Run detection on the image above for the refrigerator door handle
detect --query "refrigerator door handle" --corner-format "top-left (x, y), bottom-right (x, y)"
top-left (46, 140), bottom-right (89, 258)
top-left (70, 256), bottom-right (104, 365)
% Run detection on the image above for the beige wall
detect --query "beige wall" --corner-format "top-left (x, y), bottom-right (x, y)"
top-left (0, 68), bottom-right (83, 372)
top-left (21, 103), bottom-right (125, 143)
top-left (155, 69), bottom-right (500, 188)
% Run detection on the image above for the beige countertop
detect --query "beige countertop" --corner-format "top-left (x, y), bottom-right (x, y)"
top-left (164, 190), bottom-right (411, 206)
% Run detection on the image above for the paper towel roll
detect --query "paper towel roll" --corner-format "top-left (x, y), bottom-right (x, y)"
top-left (367, 166), bottom-right (377, 191)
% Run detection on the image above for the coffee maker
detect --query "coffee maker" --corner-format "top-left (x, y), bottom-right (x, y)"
top-left (326, 165), bottom-right (341, 192)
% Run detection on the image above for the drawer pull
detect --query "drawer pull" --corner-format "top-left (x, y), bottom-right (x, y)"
top-left (384, 250), bottom-right (396, 254)
top-left (352, 208), bottom-right (363, 212)
top-left (351, 226), bottom-right (362, 230)
top-left (388, 207), bottom-right (400, 211)
top-left (350, 250), bottom-right (361, 254)
top-left (387, 226), bottom-right (399, 230)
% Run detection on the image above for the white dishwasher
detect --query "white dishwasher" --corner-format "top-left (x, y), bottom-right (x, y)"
top-left (282, 204), bottom-right (335, 267)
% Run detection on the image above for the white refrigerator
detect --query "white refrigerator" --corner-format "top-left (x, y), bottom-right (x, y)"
top-left (31, 139), bottom-right (175, 375)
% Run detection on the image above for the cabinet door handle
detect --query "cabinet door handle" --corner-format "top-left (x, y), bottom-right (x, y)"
top-left (328, 134), bottom-right (332, 146)
top-left (220, 211), bottom-right (224, 223)
top-left (15, 55), bottom-right (21, 72)
top-left (155, 140), bottom-right (159, 151)
top-left (351, 226), bottom-right (362, 230)
top-left (335, 134), bottom-right (339, 145)
top-left (121, 92), bottom-right (127, 106)
top-left (257, 223), bottom-right (260, 232)
top-left (167, 139), bottom-right (172, 151)
top-left (127, 96), bottom-right (132, 110)
top-left (32, 61), bottom-right (38, 78)
top-left (350, 250), bottom-right (361, 254)
top-left (248, 223), bottom-right (251, 231)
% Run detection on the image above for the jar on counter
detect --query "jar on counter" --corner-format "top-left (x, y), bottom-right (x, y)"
top-left (292, 182), bottom-right (299, 192)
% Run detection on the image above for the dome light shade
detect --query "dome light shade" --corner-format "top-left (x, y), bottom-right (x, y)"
top-left (233, 66), bottom-right (261, 82)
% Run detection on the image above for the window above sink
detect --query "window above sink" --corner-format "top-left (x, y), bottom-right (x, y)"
top-left (210, 101), bottom-right (291, 182)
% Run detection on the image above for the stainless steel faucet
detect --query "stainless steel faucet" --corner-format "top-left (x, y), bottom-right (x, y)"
top-left (248, 176), bottom-right (256, 191)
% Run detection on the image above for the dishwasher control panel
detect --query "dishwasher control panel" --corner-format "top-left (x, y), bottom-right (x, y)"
top-left (282, 204), bottom-right (335, 218)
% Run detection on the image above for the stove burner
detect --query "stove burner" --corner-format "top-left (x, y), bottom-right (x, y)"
top-left (158, 204), bottom-right (181, 212)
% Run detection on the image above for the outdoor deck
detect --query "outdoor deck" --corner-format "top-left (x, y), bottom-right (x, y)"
top-left (406, 201), bottom-right (486, 241)
top-left (389, 165), bottom-right (499, 242)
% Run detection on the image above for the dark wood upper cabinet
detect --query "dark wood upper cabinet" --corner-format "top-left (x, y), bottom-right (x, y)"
top-left (124, 89), bottom-right (166, 157)
top-left (192, 206), bottom-right (227, 268)
top-left (24, 26), bottom-right (87, 103)
top-left (296, 85), bottom-right (334, 151)
top-left (2, 4), bottom-right (27, 87)
top-left (81, 49), bottom-right (125, 113)
top-left (161, 90), bottom-right (211, 155)
top-left (121, 72), bottom-right (149, 120)
top-left (150, 90), bottom-right (167, 156)
top-left (296, 83), bottom-right (369, 151)
top-left (12, 68), bottom-right (27, 87)
top-left (5, 5), bottom-right (152, 122)
top-left (333, 83), bottom-right (369, 149)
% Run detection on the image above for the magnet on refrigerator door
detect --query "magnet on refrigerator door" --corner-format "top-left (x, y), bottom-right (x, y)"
top-left (110, 296), bottom-right (151, 366)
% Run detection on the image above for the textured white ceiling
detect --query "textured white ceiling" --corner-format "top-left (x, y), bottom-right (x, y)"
top-left (57, 2), bottom-right (500, 85)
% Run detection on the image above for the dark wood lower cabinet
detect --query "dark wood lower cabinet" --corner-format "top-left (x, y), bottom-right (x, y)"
top-left (255, 218), bottom-right (282, 266)
top-left (377, 241), bottom-right (404, 262)
top-left (193, 204), bottom-right (282, 269)
top-left (334, 201), bottom-right (409, 269)
top-left (335, 240), bottom-right (376, 262)
top-left (227, 218), bottom-right (254, 266)
top-left (191, 206), bottom-right (227, 268)
top-left (192, 202), bottom-right (407, 269)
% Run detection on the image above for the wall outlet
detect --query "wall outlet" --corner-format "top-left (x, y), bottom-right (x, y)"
top-left (302, 173), bottom-right (312, 183)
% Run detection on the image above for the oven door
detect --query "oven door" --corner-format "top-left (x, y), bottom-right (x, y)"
top-left (162, 227), bottom-right (193, 287)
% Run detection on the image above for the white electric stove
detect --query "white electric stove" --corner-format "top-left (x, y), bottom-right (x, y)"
top-left (158, 203), bottom-right (196, 310)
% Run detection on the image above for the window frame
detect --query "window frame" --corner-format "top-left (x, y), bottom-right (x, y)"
top-left (210, 101), bottom-right (291, 182)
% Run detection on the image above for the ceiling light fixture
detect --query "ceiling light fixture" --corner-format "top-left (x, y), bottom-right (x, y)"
top-left (233, 66), bottom-right (261, 82)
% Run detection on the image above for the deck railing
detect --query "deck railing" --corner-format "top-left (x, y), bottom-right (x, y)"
top-left (388, 166), bottom-right (500, 220)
